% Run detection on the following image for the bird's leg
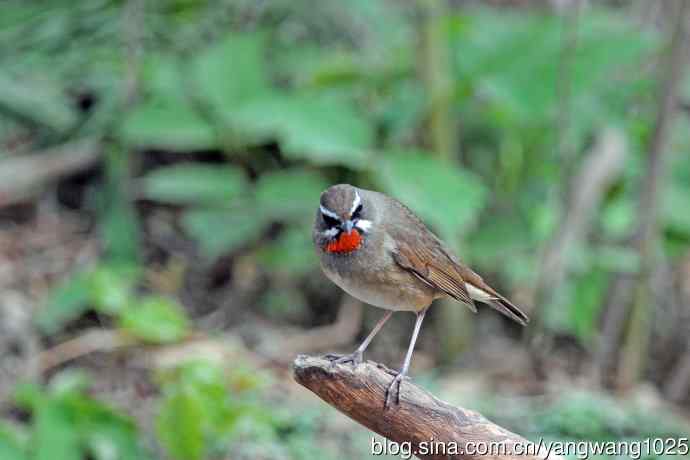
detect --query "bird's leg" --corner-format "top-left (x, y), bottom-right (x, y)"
top-left (328, 310), bottom-right (393, 367)
top-left (384, 308), bottom-right (427, 409)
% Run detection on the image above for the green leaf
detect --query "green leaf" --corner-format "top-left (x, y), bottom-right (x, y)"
top-left (568, 270), bottom-right (609, 342)
top-left (156, 360), bottom-right (247, 460)
top-left (85, 421), bottom-right (151, 460)
top-left (48, 370), bottom-right (91, 397)
top-left (13, 372), bottom-right (151, 460)
top-left (0, 72), bottom-right (78, 133)
top-left (277, 95), bottom-right (374, 167)
top-left (140, 164), bottom-right (248, 205)
top-left (36, 271), bottom-right (92, 334)
top-left (176, 361), bottom-right (227, 394)
top-left (177, 362), bottom-right (232, 428)
top-left (141, 54), bottom-right (184, 100)
top-left (12, 384), bottom-right (44, 411)
top-left (453, 8), bottom-right (656, 155)
top-left (157, 386), bottom-right (206, 460)
top-left (0, 423), bottom-right (27, 460)
top-left (192, 33), bottom-right (374, 164)
top-left (35, 263), bottom-right (139, 333)
top-left (663, 180), bottom-right (690, 235)
top-left (257, 227), bottom-right (317, 277)
top-left (230, 94), bottom-right (374, 168)
top-left (190, 32), bottom-right (278, 150)
top-left (120, 99), bottom-right (217, 151)
top-left (119, 296), bottom-right (190, 344)
top-left (101, 146), bottom-right (141, 264)
top-left (69, 396), bottom-right (150, 460)
top-left (255, 170), bottom-right (328, 222)
top-left (121, 56), bottom-right (216, 151)
top-left (34, 399), bottom-right (81, 460)
top-left (601, 197), bottom-right (635, 238)
top-left (194, 32), bottom-right (270, 112)
top-left (378, 79), bottom-right (426, 146)
top-left (181, 207), bottom-right (267, 258)
top-left (375, 151), bottom-right (487, 237)
top-left (88, 265), bottom-right (138, 315)
top-left (188, 31), bottom-right (374, 164)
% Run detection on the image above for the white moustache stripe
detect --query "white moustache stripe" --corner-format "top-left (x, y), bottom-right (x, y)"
top-left (320, 205), bottom-right (340, 220)
top-left (321, 227), bottom-right (339, 238)
top-left (350, 191), bottom-right (361, 215)
top-left (355, 219), bottom-right (372, 232)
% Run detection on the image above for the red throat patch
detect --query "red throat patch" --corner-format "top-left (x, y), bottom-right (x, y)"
top-left (325, 230), bottom-right (362, 254)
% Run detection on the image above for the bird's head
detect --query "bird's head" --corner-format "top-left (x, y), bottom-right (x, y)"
top-left (314, 184), bottom-right (372, 254)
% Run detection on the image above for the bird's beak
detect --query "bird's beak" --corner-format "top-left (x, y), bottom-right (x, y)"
top-left (341, 220), bottom-right (354, 233)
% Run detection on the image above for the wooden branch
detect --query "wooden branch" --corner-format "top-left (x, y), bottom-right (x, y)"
top-left (0, 138), bottom-right (101, 207)
top-left (37, 328), bottom-right (135, 373)
top-left (37, 329), bottom-right (268, 374)
top-left (293, 355), bottom-right (563, 460)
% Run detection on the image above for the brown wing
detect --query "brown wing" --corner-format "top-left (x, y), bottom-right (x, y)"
top-left (384, 197), bottom-right (527, 324)
top-left (392, 239), bottom-right (477, 311)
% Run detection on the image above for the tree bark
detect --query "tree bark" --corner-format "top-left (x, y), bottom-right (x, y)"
top-left (293, 355), bottom-right (563, 460)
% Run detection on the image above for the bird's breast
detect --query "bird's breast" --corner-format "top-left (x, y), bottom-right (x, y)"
top-left (320, 250), bottom-right (435, 312)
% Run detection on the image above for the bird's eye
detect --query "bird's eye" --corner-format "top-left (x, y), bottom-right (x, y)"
top-left (351, 204), bottom-right (363, 220)
top-left (322, 213), bottom-right (340, 228)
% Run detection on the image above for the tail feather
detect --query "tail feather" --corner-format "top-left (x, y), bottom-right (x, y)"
top-left (488, 296), bottom-right (529, 326)
top-left (465, 281), bottom-right (529, 326)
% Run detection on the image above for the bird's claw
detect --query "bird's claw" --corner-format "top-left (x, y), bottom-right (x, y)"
top-left (378, 362), bottom-right (399, 377)
top-left (384, 372), bottom-right (408, 409)
top-left (325, 351), bottom-right (363, 368)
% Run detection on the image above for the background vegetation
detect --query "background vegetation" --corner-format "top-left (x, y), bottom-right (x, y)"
top-left (1, 0), bottom-right (689, 459)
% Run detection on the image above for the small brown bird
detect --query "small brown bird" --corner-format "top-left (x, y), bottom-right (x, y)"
top-left (312, 184), bottom-right (529, 408)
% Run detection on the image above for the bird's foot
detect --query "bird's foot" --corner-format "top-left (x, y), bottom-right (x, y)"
top-left (384, 371), bottom-right (409, 409)
top-left (325, 350), bottom-right (363, 368)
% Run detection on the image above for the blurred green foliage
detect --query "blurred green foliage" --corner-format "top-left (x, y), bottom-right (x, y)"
top-left (479, 391), bottom-right (690, 460)
top-left (155, 360), bottom-right (273, 460)
top-left (0, 361), bottom-right (317, 460)
top-left (2, 372), bottom-right (150, 460)
top-left (38, 263), bottom-right (190, 344)
top-left (3, 0), bottom-right (690, 459)
top-left (19, 0), bottom-right (687, 339)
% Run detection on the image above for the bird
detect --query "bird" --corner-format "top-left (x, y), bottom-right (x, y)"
top-left (312, 184), bottom-right (529, 409)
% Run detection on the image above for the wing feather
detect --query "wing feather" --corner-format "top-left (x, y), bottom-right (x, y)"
top-left (392, 241), bottom-right (476, 310)
top-left (382, 195), bottom-right (528, 324)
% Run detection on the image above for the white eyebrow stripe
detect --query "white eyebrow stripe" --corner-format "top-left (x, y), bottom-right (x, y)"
top-left (350, 191), bottom-right (361, 215)
top-left (320, 205), bottom-right (340, 220)
top-left (355, 219), bottom-right (372, 232)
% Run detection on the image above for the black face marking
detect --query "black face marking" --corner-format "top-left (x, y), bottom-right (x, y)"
top-left (351, 203), bottom-right (363, 220)
top-left (322, 212), bottom-right (340, 228)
